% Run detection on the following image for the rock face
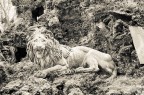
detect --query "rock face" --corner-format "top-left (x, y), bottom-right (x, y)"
top-left (1, 0), bottom-right (142, 66)
top-left (1, 0), bottom-right (144, 95)
top-left (1, 79), bottom-right (22, 94)
top-left (0, 62), bottom-right (7, 88)
top-left (1, 77), bottom-right (52, 95)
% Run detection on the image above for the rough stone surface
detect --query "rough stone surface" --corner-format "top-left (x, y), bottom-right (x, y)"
top-left (1, 0), bottom-right (144, 95)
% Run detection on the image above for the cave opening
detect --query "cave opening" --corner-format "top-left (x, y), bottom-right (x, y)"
top-left (32, 6), bottom-right (44, 21)
top-left (15, 47), bottom-right (27, 63)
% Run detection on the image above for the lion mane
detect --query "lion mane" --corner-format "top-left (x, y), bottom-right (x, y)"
top-left (27, 25), bottom-right (62, 68)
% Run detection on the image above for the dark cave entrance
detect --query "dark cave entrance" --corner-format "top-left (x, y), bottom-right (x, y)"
top-left (15, 47), bottom-right (27, 63)
top-left (32, 6), bottom-right (44, 21)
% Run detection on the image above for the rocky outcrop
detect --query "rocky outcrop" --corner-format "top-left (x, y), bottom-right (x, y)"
top-left (1, 0), bottom-right (144, 95)
top-left (0, 63), bottom-right (7, 88)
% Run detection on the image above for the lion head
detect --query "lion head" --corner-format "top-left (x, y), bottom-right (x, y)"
top-left (27, 25), bottom-right (62, 68)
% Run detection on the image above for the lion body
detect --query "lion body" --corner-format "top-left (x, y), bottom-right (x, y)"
top-left (60, 46), bottom-right (86, 68)
top-left (27, 26), bottom-right (117, 80)
top-left (60, 46), bottom-right (116, 76)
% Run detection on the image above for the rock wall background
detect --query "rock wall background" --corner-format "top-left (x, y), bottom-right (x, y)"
top-left (1, 0), bottom-right (144, 94)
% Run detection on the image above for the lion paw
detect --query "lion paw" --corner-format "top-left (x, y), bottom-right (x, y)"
top-left (60, 69), bottom-right (75, 75)
top-left (34, 70), bottom-right (47, 78)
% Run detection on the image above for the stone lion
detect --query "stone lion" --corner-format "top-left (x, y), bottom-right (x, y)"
top-left (27, 26), bottom-right (117, 81)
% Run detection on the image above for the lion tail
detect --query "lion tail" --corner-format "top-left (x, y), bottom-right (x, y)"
top-left (106, 64), bottom-right (117, 82)
top-left (111, 65), bottom-right (117, 79)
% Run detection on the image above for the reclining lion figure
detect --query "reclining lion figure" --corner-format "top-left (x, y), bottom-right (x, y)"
top-left (27, 25), bottom-right (117, 81)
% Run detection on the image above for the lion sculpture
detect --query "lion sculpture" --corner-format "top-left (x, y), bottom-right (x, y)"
top-left (27, 25), bottom-right (117, 81)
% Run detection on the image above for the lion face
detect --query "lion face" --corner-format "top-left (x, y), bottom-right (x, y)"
top-left (30, 33), bottom-right (53, 59)
top-left (27, 26), bottom-right (62, 68)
